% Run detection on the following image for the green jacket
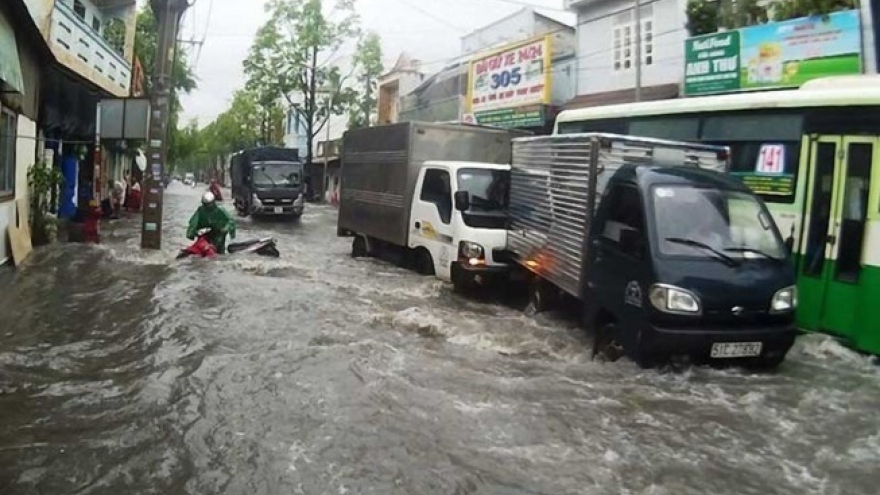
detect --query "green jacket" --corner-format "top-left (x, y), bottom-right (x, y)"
top-left (187, 205), bottom-right (236, 252)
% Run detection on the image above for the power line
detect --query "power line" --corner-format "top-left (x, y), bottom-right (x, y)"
top-left (391, 0), bottom-right (469, 32)
top-left (475, 0), bottom-right (570, 13)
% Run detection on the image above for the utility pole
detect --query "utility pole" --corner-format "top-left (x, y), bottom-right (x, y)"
top-left (634, 0), bottom-right (642, 102)
top-left (141, 0), bottom-right (189, 250)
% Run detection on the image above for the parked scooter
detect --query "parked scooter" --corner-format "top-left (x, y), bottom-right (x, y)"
top-left (177, 228), bottom-right (280, 259)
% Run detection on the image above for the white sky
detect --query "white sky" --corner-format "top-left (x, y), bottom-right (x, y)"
top-left (174, 0), bottom-right (570, 125)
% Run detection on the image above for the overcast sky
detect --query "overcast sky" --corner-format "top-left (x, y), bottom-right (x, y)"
top-left (175, 0), bottom-right (570, 125)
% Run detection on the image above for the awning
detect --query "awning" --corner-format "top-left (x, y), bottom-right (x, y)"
top-left (0, 9), bottom-right (25, 94)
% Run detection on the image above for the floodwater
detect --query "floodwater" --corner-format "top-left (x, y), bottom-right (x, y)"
top-left (1, 183), bottom-right (879, 495)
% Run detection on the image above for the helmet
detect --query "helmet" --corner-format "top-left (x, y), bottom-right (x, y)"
top-left (201, 191), bottom-right (216, 206)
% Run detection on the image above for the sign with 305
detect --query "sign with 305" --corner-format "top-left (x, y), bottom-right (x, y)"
top-left (468, 36), bottom-right (552, 115)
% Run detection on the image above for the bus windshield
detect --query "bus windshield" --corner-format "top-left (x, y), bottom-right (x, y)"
top-left (652, 185), bottom-right (786, 261)
top-left (252, 161), bottom-right (303, 188)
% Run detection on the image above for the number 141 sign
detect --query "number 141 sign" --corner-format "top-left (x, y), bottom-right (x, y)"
top-left (756, 144), bottom-right (786, 175)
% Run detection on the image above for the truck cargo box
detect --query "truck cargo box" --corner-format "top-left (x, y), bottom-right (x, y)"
top-left (338, 122), bottom-right (527, 246)
top-left (506, 133), bottom-right (729, 298)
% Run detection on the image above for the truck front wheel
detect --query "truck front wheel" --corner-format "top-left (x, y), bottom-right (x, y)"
top-left (351, 236), bottom-right (367, 258)
top-left (413, 249), bottom-right (435, 276)
top-left (526, 278), bottom-right (556, 315)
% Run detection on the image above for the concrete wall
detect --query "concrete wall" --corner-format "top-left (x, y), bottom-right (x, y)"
top-left (574, 0), bottom-right (686, 96)
top-left (462, 9), bottom-right (534, 56)
top-left (0, 116), bottom-right (37, 265)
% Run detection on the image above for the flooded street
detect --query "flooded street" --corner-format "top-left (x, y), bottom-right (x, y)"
top-left (1, 183), bottom-right (879, 495)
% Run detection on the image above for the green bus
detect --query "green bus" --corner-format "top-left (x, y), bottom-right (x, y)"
top-left (555, 75), bottom-right (880, 355)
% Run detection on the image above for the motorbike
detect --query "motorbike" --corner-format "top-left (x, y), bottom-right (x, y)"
top-left (177, 228), bottom-right (280, 259)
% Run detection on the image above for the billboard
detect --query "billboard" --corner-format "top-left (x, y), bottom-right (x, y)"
top-left (685, 10), bottom-right (862, 96)
top-left (468, 36), bottom-right (552, 127)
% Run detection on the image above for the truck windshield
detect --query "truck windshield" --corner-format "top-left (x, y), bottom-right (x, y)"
top-left (252, 161), bottom-right (302, 188)
top-left (652, 185), bottom-right (786, 261)
top-left (457, 168), bottom-right (509, 211)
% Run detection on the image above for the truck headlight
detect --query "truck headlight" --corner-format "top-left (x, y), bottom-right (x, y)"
top-left (770, 286), bottom-right (797, 314)
top-left (459, 241), bottom-right (484, 260)
top-left (649, 284), bottom-right (701, 315)
top-left (252, 194), bottom-right (262, 206)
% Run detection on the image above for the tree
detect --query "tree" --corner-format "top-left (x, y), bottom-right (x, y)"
top-left (348, 31), bottom-right (383, 129)
top-left (243, 0), bottom-right (359, 168)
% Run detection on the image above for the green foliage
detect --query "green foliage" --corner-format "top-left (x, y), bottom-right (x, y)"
top-left (103, 18), bottom-right (127, 56)
top-left (243, 0), bottom-right (360, 164)
top-left (348, 31), bottom-right (383, 129)
top-left (772, 0), bottom-right (857, 22)
top-left (686, 0), bottom-right (720, 36)
top-left (686, 0), bottom-right (858, 36)
top-left (27, 160), bottom-right (64, 245)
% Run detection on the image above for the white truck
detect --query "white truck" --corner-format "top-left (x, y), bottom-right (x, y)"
top-left (337, 122), bottom-right (527, 291)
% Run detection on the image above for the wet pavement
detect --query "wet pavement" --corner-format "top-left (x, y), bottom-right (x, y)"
top-left (1, 183), bottom-right (879, 495)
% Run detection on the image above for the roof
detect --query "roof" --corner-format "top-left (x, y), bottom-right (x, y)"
top-left (424, 160), bottom-right (511, 172)
top-left (534, 9), bottom-right (576, 28)
top-left (558, 76), bottom-right (880, 123)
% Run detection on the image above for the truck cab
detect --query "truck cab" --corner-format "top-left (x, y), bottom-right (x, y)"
top-left (586, 165), bottom-right (797, 367)
top-left (407, 160), bottom-right (510, 290)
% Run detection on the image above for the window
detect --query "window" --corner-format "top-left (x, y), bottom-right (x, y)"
top-left (611, 7), bottom-right (653, 72)
top-left (0, 109), bottom-right (16, 197)
top-left (92, 17), bottom-right (101, 33)
top-left (600, 185), bottom-right (645, 258)
top-left (630, 117), bottom-right (699, 141)
top-left (73, 0), bottom-right (86, 21)
top-left (420, 169), bottom-right (452, 224)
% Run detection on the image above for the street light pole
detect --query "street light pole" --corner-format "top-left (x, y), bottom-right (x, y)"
top-left (141, 0), bottom-right (189, 250)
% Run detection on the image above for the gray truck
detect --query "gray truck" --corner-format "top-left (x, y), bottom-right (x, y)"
top-left (338, 121), bottom-right (527, 289)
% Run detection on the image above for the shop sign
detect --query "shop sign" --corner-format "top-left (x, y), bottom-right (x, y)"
top-left (474, 105), bottom-right (545, 128)
top-left (468, 36), bottom-right (552, 114)
top-left (684, 10), bottom-right (862, 96)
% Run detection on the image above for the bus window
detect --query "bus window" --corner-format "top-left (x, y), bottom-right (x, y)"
top-left (630, 118), bottom-right (699, 141)
top-left (702, 114), bottom-right (803, 141)
top-left (715, 141), bottom-right (801, 204)
top-left (557, 119), bottom-right (627, 135)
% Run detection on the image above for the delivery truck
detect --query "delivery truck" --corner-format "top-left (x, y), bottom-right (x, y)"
top-left (230, 146), bottom-right (305, 219)
top-left (337, 122), bottom-right (527, 291)
top-left (506, 133), bottom-right (798, 368)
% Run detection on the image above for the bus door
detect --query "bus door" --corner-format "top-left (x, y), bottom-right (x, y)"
top-left (798, 135), bottom-right (879, 339)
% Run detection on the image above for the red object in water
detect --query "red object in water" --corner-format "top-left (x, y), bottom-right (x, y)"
top-left (129, 187), bottom-right (142, 211)
top-left (83, 207), bottom-right (102, 243)
top-left (182, 235), bottom-right (218, 258)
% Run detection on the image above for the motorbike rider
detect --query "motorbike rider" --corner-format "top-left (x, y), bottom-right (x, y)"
top-left (186, 191), bottom-right (236, 254)
top-left (209, 179), bottom-right (223, 201)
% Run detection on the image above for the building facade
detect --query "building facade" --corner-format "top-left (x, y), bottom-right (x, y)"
top-left (0, 0), bottom-right (53, 265)
top-left (565, 0), bottom-right (878, 108)
top-left (377, 53), bottom-right (424, 125)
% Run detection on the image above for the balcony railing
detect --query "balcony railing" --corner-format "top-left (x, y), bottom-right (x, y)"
top-left (49, 1), bottom-right (131, 95)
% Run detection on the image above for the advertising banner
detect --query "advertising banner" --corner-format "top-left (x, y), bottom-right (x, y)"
top-left (468, 36), bottom-right (552, 125)
top-left (474, 105), bottom-right (545, 128)
top-left (685, 10), bottom-right (862, 96)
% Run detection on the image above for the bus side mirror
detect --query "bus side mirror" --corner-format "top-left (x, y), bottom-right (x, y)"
top-left (454, 191), bottom-right (470, 212)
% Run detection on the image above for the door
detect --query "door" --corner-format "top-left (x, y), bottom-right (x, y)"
top-left (798, 135), bottom-right (879, 339)
top-left (410, 167), bottom-right (455, 279)
top-left (590, 184), bottom-right (650, 334)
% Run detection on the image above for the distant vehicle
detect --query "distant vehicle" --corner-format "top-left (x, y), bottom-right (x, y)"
top-left (183, 173), bottom-right (195, 187)
top-left (505, 133), bottom-right (797, 369)
top-left (230, 146), bottom-right (304, 219)
top-left (337, 122), bottom-right (528, 291)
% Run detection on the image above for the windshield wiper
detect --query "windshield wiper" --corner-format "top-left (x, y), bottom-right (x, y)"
top-left (724, 247), bottom-right (783, 263)
top-left (257, 170), bottom-right (278, 188)
top-left (665, 237), bottom-right (740, 267)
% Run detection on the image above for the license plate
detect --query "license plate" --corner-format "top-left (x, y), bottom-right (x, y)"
top-left (273, 207), bottom-right (283, 214)
top-left (711, 342), bottom-right (763, 359)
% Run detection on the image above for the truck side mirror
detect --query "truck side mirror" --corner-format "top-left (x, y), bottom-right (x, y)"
top-left (454, 191), bottom-right (470, 212)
